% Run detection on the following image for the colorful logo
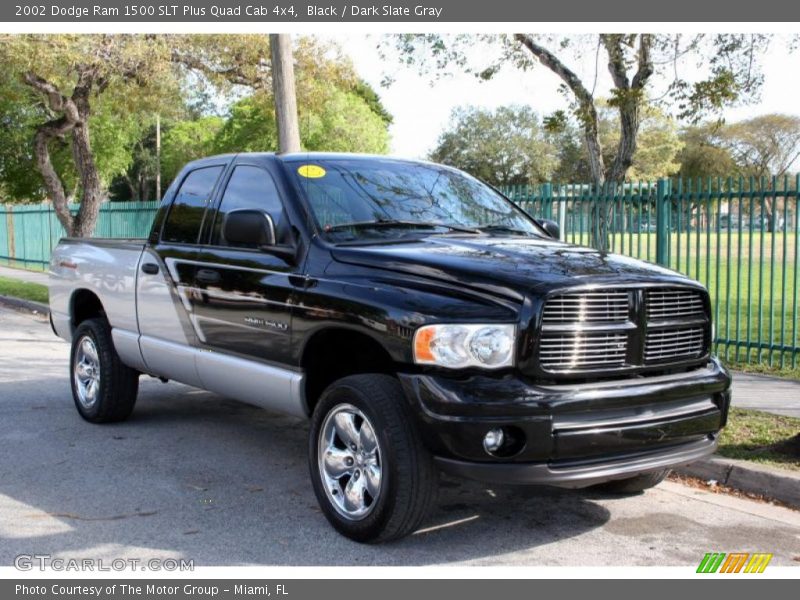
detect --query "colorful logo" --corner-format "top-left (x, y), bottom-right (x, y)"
top-left (696, 552), bottom-right (773, 573)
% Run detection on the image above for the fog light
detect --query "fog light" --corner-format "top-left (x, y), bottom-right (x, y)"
top-left (483, 428), bottom-right (505, 454)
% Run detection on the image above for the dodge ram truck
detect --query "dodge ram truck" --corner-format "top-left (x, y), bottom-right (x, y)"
top-left (49, 153), bottom-right (732, 542)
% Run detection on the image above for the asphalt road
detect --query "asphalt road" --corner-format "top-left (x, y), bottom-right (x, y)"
top-left (1, 306), bottom-right (798, 567)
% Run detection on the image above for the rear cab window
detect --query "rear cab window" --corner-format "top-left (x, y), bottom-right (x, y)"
top-left (162, 166), bottom-right (225, 244)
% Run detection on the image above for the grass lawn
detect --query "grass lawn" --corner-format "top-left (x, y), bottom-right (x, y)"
top-left (0, 275), bottom-right (49, 304)
top-left (718, 408), bottom-right (800, 471)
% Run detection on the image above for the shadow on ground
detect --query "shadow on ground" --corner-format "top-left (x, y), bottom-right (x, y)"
top-left (0, 378), bottom-right (612, 566)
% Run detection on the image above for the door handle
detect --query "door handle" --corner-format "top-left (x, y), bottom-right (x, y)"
top-left (196, 268), bottom-right (221, 284)
top-left (141, 263), bottom-right (159, 275)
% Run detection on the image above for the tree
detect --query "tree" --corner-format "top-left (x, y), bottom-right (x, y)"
top-left (720, 114), bottom-right (800, 230)
top-left (211, 83), bottom-right (390, 156)
top-left (429, 105), bottom-right (558, 186)
top-left (385, 34), bottom-right (771, 248)
top-left (721, 114), bottom-right (800, 180)
top-left (0, 35), bottom-right (187, 235)
top-left (677, 125), bottom-right (740, 180)
top-left (0, 34), bottom-right (360, 235)
top-left (0, 72), bottom-right (160, 205)
top-left (597, 102), bottom-right (683, 181)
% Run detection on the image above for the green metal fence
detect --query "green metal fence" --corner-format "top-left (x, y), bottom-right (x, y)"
top-left (503, 176), bottom-right (800, 370)
top-left (2, 177), bottom-right (799, 370)
top-left (0, 201), bottom-right (160, 270)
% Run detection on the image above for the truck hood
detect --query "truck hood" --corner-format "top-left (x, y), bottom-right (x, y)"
top-left (331, 235), bottom-right (691, 298)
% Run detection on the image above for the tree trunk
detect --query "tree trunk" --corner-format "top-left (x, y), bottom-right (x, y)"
top-left (514, 34), bottom-right (609, 250)
top-left (24, 69), bottom-right (104, 238)
top-left (269, 34), bottom-right (301, 153)
top-left (69, 119), bottom-right (104, 237)
top-left (601, 34), bottom-right (653, 184)
top-left (32, 117), bottom-right (75, 234)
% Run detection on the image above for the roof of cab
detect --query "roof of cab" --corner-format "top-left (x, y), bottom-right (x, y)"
top-left (185, 152), bottom-right (428, 167)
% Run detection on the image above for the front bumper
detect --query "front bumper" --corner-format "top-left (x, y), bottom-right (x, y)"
top-left (398, 357), bottom-right (731, 488)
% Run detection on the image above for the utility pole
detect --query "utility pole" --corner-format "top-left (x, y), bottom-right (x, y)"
top-left (269, 33), bottom-right (301, 153)
top-left (155, 114), bottom-right (162, 200)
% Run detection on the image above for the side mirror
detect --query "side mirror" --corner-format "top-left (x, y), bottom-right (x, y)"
top-left (538, 219), bottom-right (560, 240)
top-left (223, 209), bottom-right (276, 247)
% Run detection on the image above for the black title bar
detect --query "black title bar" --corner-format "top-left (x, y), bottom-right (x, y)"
top-left (3, 0), bottom-right (800, 22)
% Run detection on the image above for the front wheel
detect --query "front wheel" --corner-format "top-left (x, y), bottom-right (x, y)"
top-left (309, 374), bottom-right (438, 543)
top-left (70, 318), bottom-right (139, 423)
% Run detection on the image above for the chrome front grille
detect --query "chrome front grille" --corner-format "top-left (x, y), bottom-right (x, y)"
top-left (540, 332), bottom-right (627, 370)
top-left (644, 326), bottom-right (705, 362)
top-left (646, 288), bottom-right (705, 320)
top-left (537, 286), bottom-right (709, 374)
top-left (542, 291), bottom-right (629, 323)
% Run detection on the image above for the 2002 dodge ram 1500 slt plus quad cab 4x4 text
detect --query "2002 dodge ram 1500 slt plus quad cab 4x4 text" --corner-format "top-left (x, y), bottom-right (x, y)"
top-left (50, 153), bottom-right (731, 542)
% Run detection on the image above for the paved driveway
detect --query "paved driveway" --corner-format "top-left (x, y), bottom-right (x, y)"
top-left (1, 306), bottom-right (798, 567)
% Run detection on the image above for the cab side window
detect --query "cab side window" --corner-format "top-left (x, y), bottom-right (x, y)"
top-left (212, 165), bottom-right (288, 247)
top-left (162, 166), bottom-right (224, 244)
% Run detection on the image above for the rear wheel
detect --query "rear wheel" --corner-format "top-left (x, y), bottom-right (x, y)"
top-left (309, 374), bottom-right (438, 543)
top-left (594, 469), bottom-right (670, 494)
top-left (70, 318), bottom-right (139, 423)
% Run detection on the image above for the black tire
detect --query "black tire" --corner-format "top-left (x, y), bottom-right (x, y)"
top-left (70, 317), bottom-right (139, 423)
top-left (594, 469), bottom-right (670, 495)
top-left (309, 374), bottom-right (438, 543)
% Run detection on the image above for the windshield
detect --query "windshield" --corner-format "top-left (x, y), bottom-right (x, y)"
top-left (288, 158), bottom-right (543, 242)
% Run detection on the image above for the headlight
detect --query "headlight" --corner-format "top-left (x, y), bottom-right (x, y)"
top-left (413, 324), bottom-right (516, 369)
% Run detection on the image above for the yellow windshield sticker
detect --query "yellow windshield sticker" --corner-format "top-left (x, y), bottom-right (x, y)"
top-left (297, 164), bottom-right (326, 178)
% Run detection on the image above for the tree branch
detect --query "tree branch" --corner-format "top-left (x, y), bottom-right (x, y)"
top-left (632, 34), bottom-right (654, 90)
top-left (600, 34), bottom-right (630, 90)
top-left (514, 33), bottom-right (605, 183)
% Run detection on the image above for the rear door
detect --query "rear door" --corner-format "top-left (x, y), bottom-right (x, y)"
top-left (136, 161), bottom-right (227, 386)
top-left (189, 159), bottom-right (301, 366)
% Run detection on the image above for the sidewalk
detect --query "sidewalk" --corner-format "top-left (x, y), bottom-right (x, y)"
top-left (0, 264), bottom-right (49, 286)
top-left (731, 371), bottom-right (800, 418)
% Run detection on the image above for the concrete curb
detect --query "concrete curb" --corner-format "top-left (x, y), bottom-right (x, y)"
top-left (675, 455), bottom-right (800, 507)
top-left (0, 294), bottom-right (50, 316)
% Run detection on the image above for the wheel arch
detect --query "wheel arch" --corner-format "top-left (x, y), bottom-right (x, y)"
top-left (300, 326), bottom-right (398, 415)
top-left (69, 288), bottom-right (106, 333)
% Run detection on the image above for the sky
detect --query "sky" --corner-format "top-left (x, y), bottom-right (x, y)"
top-left (328, 34), bottom-right (800, 160)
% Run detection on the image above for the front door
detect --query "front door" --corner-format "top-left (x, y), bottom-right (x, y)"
top-left (190, 163), bottom-right (300, 366)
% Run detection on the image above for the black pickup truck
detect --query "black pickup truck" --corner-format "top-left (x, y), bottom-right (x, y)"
top-left (50, 153), bottom-right (731, 542)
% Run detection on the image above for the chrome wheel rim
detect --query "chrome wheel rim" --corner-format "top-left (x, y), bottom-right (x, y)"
top-left (318, 403), bottom-right (382, 521)
top-left (73, 336), bottom-right (101, 409)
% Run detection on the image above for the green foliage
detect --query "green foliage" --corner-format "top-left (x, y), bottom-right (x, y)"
top-left (0, 89), bottom-right (152, 203)
top-left (429, 105), bottom-right (558, 186)
top-left (165, 81), bottom-right (390, 184)
top-left (352, 79), bottom-right (393, 126)
top-left (677, 114), bottom-right (800, 181)
top-left (161, 116), bottom-right (225, 186)
top-left (598, 103), bottom-right (684, 180)
top-left (677, 125), bottom-right (740, 179)
top-left (299, 81), bottom-right (390, 154)
top-left (0, 34), bottom-right (392, 204)
top-left (721, 114), bottom-right (800, 179)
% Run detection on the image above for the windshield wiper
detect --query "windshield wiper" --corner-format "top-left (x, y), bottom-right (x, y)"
top-left (475, 224), bottom-right (535, 236)
top-left (325, 219), bottom-right (480, 234)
